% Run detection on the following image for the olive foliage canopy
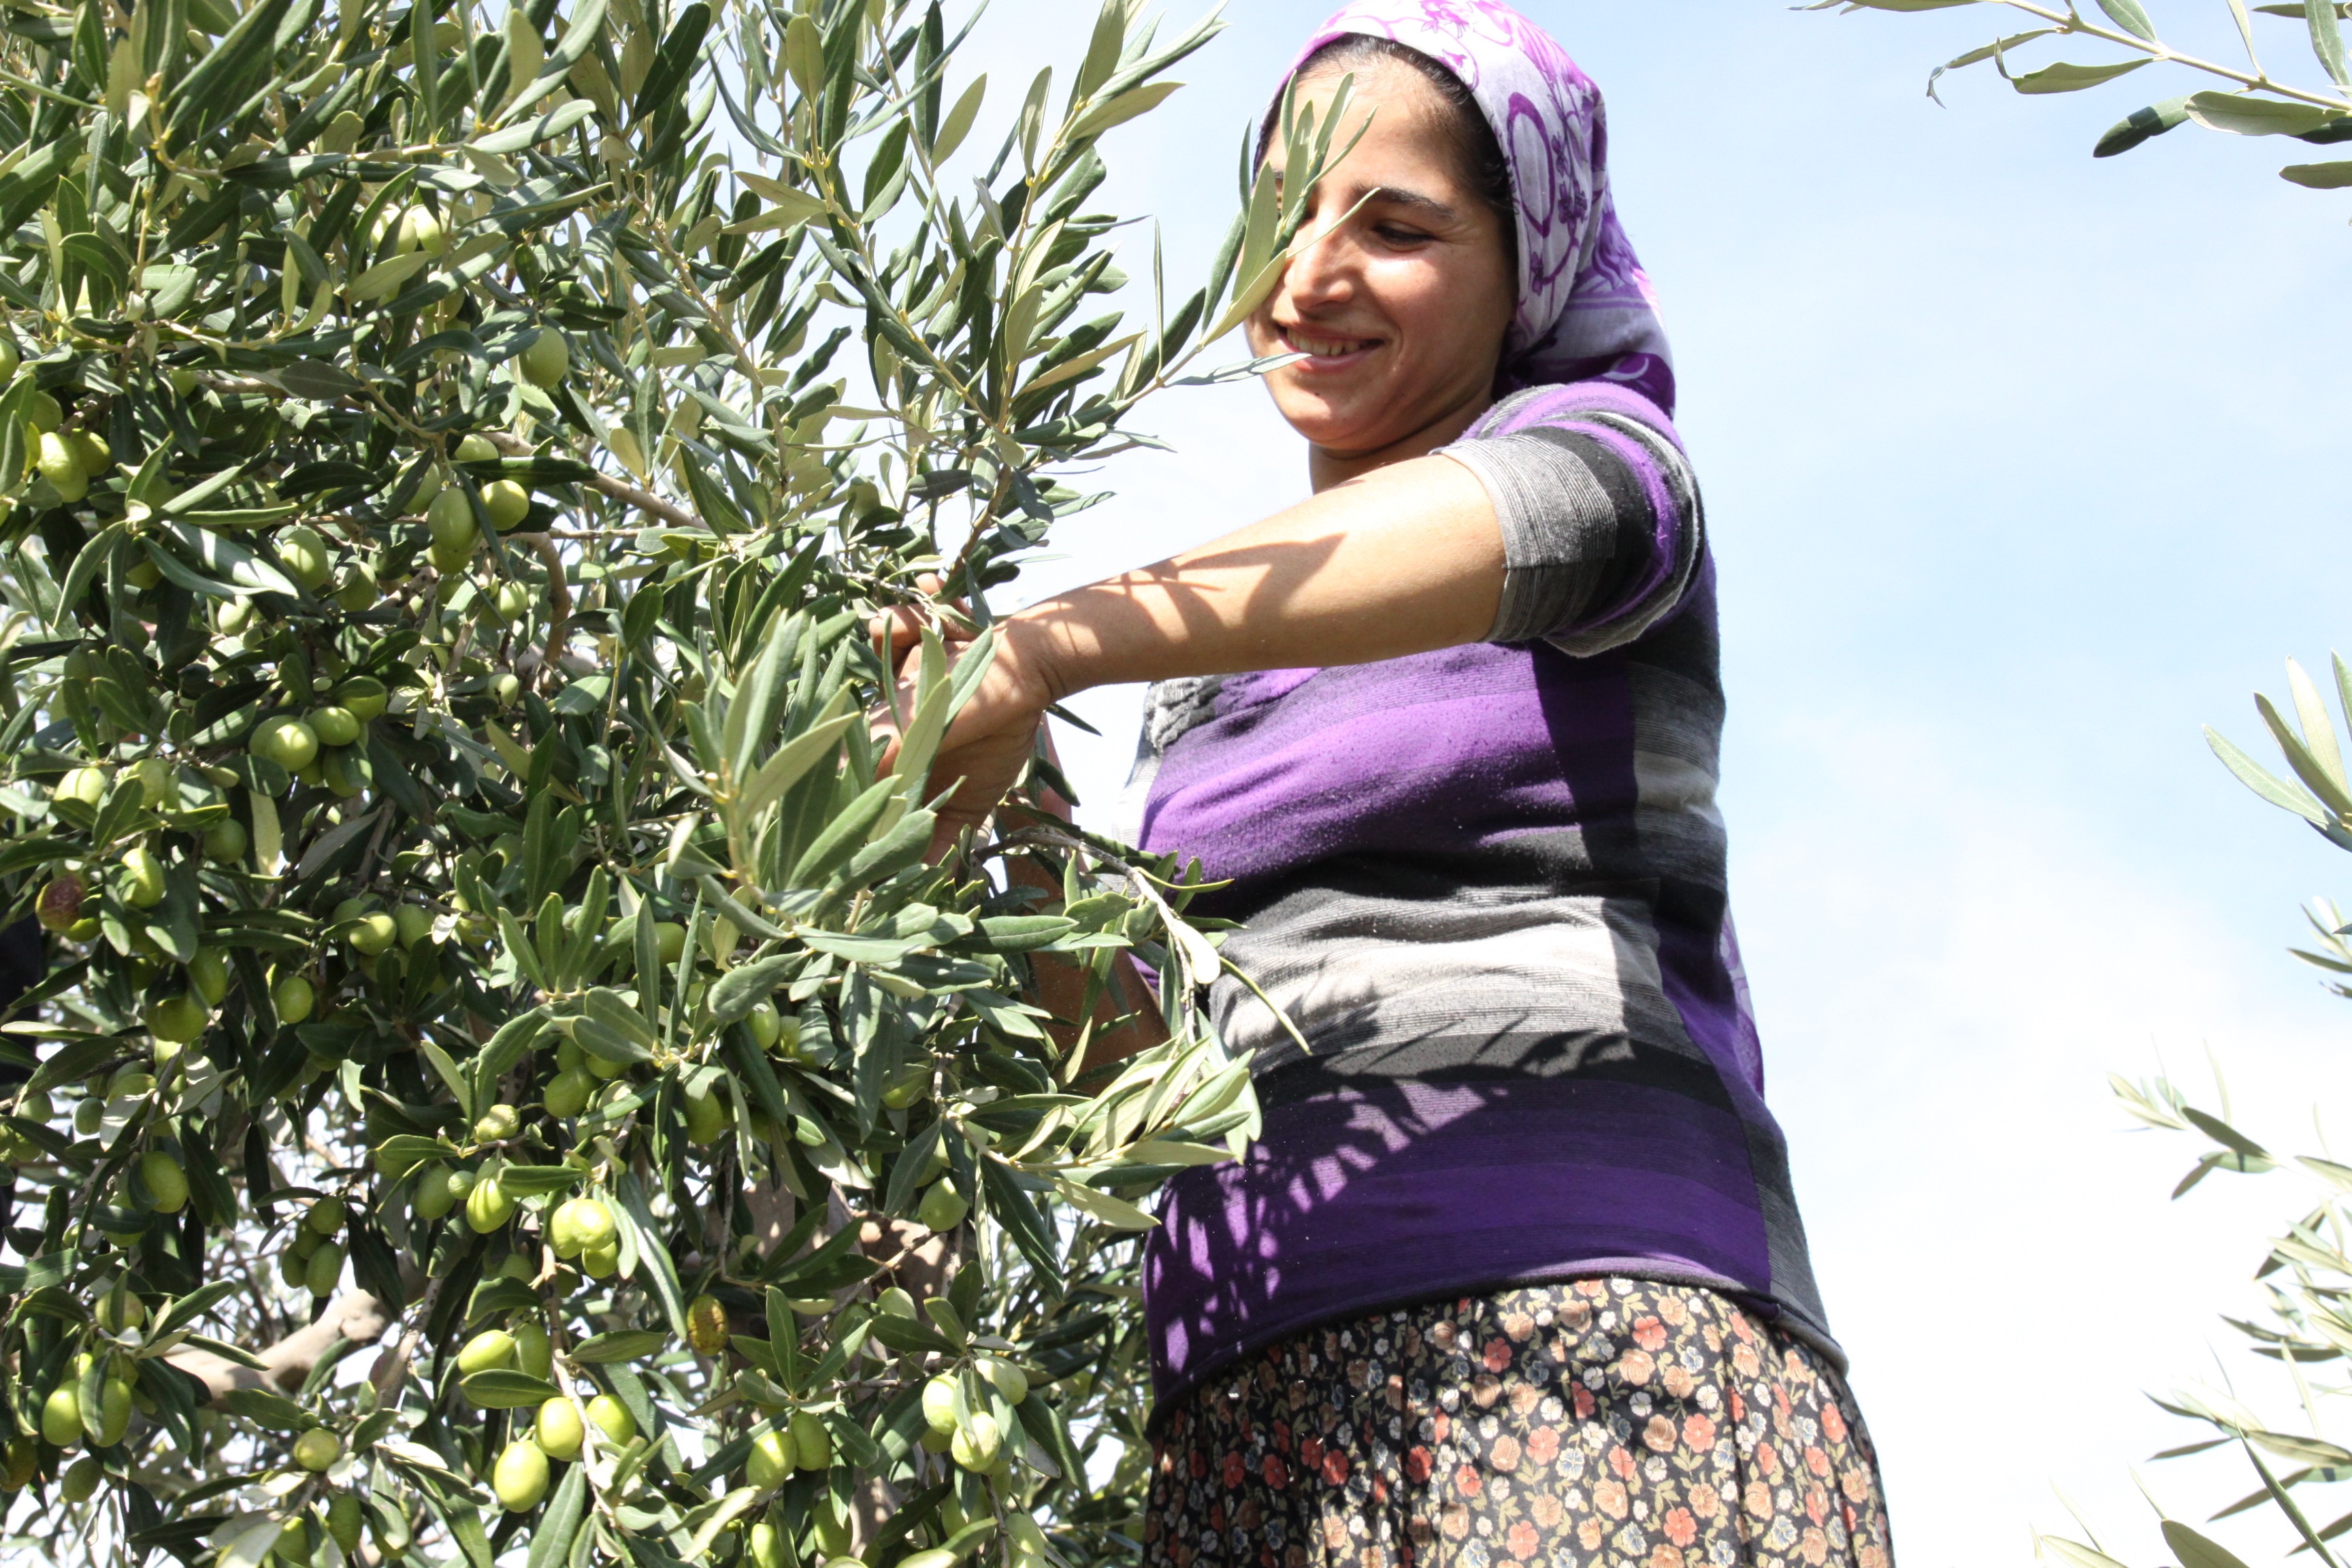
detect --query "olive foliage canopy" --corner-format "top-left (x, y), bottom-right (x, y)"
top-left (0, 0), bottom-right (1359, 1563)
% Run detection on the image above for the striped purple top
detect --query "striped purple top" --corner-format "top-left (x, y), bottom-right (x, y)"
top-left (1127, 381), bottom-right (1834, 1411)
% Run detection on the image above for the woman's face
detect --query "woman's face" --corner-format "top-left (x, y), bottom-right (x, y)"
top-left (1246, 56), bottom-right (1518, 466)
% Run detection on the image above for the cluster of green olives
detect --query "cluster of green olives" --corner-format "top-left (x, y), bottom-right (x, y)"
top-left (449, 1311), bottom-right (640, 1514)
top-left (242, 673), bottom-right (391, 799)
top-left (423, 434), bottom-right (538, 575)
top-left (917, 1356), bottom-right (1031, 1475)
top-left (277, 1197), bottom-right (351, 1299)
top-left (0, 1066), bottom-right (189, 1214)
top-left (16, 367), bottom-right (116, 504)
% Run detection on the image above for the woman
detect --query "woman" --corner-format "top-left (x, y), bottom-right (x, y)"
top-left (904, 4), bottom-right (1894, 1563)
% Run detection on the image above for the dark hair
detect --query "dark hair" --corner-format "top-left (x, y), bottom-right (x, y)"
top-left (1265, 34), bottom-right (1519, 280)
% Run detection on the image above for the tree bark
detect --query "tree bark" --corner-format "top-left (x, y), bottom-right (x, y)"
top-left (164, 1291), bottom-right (391, 1400)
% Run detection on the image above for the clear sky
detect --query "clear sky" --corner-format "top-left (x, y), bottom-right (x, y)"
top-left (943, 2), bottom-right (2352, 1560)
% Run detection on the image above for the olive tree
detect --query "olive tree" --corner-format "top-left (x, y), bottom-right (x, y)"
top-left (0, 0), bottom-right (1363, 1563)
top-left (1817, 4), bottom-right (2352, 1565)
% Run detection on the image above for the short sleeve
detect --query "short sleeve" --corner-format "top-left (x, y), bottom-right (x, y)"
top-left (1440, 385), bottom-right (1705, 656)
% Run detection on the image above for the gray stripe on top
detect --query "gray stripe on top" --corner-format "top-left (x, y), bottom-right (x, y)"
top-left (1443, 410), bottom-right (1705, 655)
top-left (1209, 881), bottom-right (1701, 1080)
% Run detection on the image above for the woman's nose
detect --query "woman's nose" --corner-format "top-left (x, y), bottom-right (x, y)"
top-left (1281, 216), bottom-right (1358, 310)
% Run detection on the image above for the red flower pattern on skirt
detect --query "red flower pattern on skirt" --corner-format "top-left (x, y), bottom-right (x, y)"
top-left (1143, 1279), bottom-right (1895, 1568)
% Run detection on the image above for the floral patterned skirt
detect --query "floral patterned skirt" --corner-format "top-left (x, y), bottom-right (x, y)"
top-left (1143, 1278), bottom-right (1894, 1568)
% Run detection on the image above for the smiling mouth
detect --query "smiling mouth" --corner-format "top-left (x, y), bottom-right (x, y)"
top-left (1279, 325), bottom-right (1381, 361)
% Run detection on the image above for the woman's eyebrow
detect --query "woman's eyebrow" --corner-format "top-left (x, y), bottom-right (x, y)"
top-left (1268, 172), bottom-right (1465, 224)
top-left (1358, 184), bottom-right (1462, 223)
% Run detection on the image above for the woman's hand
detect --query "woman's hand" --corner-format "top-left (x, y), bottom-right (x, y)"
top-left (871, 586), bottom-right (1068, 855)
top-left (916, 621), bottom-right (1065, 849)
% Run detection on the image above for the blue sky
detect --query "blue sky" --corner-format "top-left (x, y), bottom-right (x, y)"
top-left (945, 1), bottom-right (2352, 1559)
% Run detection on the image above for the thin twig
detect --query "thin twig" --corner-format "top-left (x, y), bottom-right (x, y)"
top-left (1985, 0), bottom-right (2352, 113)
top-left (483, 429), bottom-right (703, 532)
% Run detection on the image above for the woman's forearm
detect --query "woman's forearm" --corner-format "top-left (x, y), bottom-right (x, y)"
top-left (1013, 452), bottom-right (1502, 698)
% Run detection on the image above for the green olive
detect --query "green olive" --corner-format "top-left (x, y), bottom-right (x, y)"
top-left (272, 973), bottom-right (316, 1026)
top-left (140, 1151), bottom-right (189, 1213)
top-left (536, 1396), bottom-right (585, 1461)
top-left (518, 329), bottom-right (569, 388)
top-left (482, 480), bottom-right (532, 532)
top-left (304, 1241), bottom-right (344, 1296)
top-left (59, 1454), bottom-right (99, 1502)
top-left (745, 1428), bottom-right (794, 1491)
top-left (96, 1281), bottom-right (144, 1332)
top-left (276, 525), bottom-right (333, 591)
top-left (336, 676), bottom-right (389, 721)
top-left (292, 1428), bottom-right (342, 1472)
top-left (96, 1377), bottom-right (132, 1447)
top-left (544, 1066), bottom-right (594, 1120)
top-left (187, 949), bottom-right (231, 1006)
top-left (395, 205), bottom-right (446, 256)
top-left (250, 717), bottom-right (321, 771)
top-left (122, 845), bottom-right (167, 909)
top-left (685, 1294), bottom-right (729, 1355)
top-left (682, 1081), bottom-right (729, 1145)
top-left (455, 433), bottom-right (500, 463)
top-left (412, 1163), bottom-right (456, 1222)
top-left (492, 1438), bottom-right (549, 1512)
top-left (35, 431), bottom-right (87, 502)
top-left (393, 904), bottom-right (434, 948)
top-left (326, 1493), bottom-right (363, 1553)
top-left (307, 706), bottom-right (361, 747)
top-left (143, 994), bottom-right (206, 1044)
top-left (348, 913), bottom-right (397, 956)
top-left (201, 817), bottom-right (248, 864)
top-left (791, 1409), bottom-right (832, 1471)
top-left (547, 1196), bottom-right (616, 1258)
top-left (881, 1064), bottom-right (931, 1109)
top-left (916, 1180), bottom-right (968, 1233)
top-left (425, 486), bottom-right (477, 551)
top-left (40, 1380), bottom-right (81, 1446)
top-left (981, 1356), bottom-right (1030, 1405)
top-left (584, 1393), bottom-right (636, 1448)
top-left (511, 1320), bottom-right (553, 1381)
top-left (335, 564), bottom-right (378, 612)
top-left (465, 1173), bottom-right (515, 1233)
top-left (457, 1328), bottom-right (518, 1376)
top-left (213, 596), bottom-right (256, 636)
top-left (920, 1374), bottom-right (958, 1435)
top-left (948, 1410), bottom-right (1000, 1473)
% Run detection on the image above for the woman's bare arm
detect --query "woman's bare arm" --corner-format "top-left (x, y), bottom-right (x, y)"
top-left (896, 452), bottom-right (1503, 845)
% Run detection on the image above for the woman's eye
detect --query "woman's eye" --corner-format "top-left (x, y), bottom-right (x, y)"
top-left (1373, 225), bottom-right (1429, 244)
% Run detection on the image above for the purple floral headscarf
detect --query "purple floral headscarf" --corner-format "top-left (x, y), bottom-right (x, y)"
top-left (1278, 1), bottom-right (1676, 413)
